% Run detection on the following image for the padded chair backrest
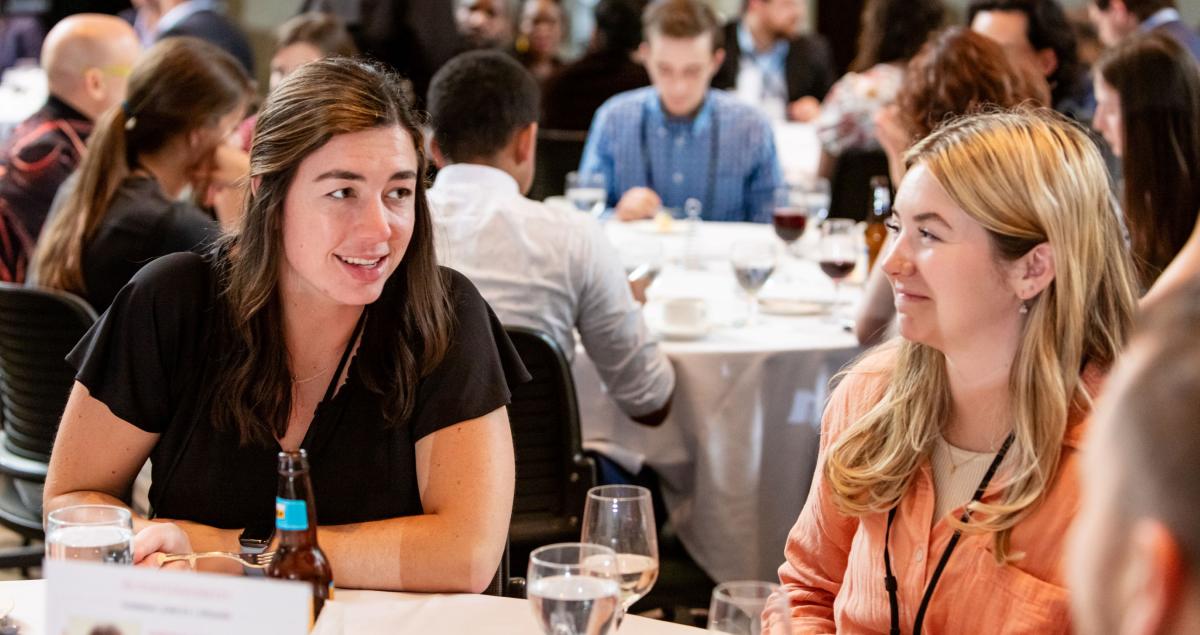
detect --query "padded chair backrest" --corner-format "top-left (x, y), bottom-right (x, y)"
top-left (503, 326), bottom-right (595, 547)
top-left (528, 129), bottom-right (588, 202)
top-left (0, 283), bottom-right (96, 462)
top-left (829, 148), bottom-right (890, 222)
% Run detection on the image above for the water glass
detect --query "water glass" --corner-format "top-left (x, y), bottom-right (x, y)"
top-left (730, 239), bottom-right (779, 326)
top-left (528, 543), bottom-right (622, 635)
top-left (581, 485), bottom-right (659, 612)
top-left (45, 504), bottom-right (134, 565)
top-left (794, 177), bottom-right (830, 221)
top-left (707, 581), bottom-right (792, 635)
top-left (566, 171), bottom-right (607, 218)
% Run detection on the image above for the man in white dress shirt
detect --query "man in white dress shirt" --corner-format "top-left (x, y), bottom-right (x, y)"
top-left (426, 50), bottom-right (675, 429)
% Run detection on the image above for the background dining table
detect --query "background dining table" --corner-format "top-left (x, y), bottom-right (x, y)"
top-left (0, 578), bottom-right (706, 634)
top-left (574, 219), bottom-right (864, 583)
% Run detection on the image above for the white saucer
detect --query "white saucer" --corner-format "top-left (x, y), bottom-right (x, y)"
top-left (656, 321), bottom-right (711, 341)
top-left (758, 297), bottom-right (832, 316)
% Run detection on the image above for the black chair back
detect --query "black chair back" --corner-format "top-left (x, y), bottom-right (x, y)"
top-left (0, 283), bottom-right (95, 568)
top-left (503, 326), bottom-right (596, 574)
top-left (528, 128), bottom-right (588, 202)
top-left (0, 283), bottom-right (96, 463)
top-left (828, 147), bottom-right (890, 221)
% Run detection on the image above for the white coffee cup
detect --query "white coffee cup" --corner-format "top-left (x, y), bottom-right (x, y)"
top-left (662, 298), bottom-right (708, 330)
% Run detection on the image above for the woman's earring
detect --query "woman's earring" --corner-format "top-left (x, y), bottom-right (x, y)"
top-left (1019, 301), bottom-right (1029, 315)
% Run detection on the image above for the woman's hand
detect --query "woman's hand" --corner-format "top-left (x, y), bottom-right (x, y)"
top-left (133, 522), bottom-right (193, 570)
top-left (194, 143), bottom-right (250, 229)
top-left (873, 104), bottom-right (909, 160)
top-left (874, 105), bottom-right (911, 187)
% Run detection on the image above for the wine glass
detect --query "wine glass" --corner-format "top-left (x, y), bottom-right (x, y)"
top-left (45, 504), bottom-right (134, 564)
top-left (817, 219), bottom-right (859, 321)
top-left (528, 542), bottom-right (622, 635)
top-left (730, 239), bottom-right (779, 326)
top-left (707, 581), bottom-right (792, 635)
top-left (566, 171), bottom-right (607, 218)
top-left (795, 177), bottom-right (830, 222)
top-left (771, 187), bottom-right (808, 251)
top-left (581, 485), bottom-right (659, 614)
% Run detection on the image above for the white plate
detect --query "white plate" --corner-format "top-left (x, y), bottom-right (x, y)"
top-left (625, 219), bottom-right (690, 235)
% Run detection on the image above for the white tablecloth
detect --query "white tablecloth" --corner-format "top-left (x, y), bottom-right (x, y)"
top-left (0, 579), bottom-right (702, 634)
top-left (576, 221), bottom-right (862, 583)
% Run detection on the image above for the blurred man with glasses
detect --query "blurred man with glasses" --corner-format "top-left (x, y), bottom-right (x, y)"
top-left (0, 13), bottom-right (140, 283)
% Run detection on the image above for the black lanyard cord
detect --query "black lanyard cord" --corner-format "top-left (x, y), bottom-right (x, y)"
top-left (884, 433), bottom-right (1015, 635)
top-left (639, 99), bottom-right (720, 216)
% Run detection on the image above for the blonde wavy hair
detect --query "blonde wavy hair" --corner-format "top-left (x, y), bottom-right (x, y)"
top-left (824, 109), bottom-right (1139, 562)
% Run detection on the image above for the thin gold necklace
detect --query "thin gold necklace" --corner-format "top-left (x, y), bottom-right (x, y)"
top-left (292, 361), bottom-right (336, 384)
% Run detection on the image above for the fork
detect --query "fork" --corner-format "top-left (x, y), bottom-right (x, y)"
top-left (156, 550), bottom-right (276, 569)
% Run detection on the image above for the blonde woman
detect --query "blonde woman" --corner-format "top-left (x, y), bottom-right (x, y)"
top-left (776, 109), bottom-right (1138, 634)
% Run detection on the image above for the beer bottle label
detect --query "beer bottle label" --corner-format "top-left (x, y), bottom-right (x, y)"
top-left (275, 496), bottom-right (308, 531)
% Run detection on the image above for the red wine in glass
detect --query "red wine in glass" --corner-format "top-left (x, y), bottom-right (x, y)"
top-left (772, 208), bottom-right (807, 244)
top-left (819, 260), bottom-right (856, 281)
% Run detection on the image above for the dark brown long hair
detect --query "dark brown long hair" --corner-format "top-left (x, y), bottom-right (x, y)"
top-left (210, 57), bottom-right (453, 446)
top-left (32, 37), bottom-right (251, 294)
top-left (1098, 32), bottom-right (1200, 288)
top-left (896, 27), bottom-right (1050, 140)
top-left (850, 0), bottom-right (946, 72)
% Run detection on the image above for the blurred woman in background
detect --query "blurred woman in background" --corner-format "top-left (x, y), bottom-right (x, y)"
top-left (1094, 31), bottom-right (1200, 292)
top-left (32, 36), bottom-right (252, 312)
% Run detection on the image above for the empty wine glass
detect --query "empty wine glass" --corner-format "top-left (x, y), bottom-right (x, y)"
top-left (581, 485), bottom-right (659, 614)
top-left (817, 219), bottom-right (859, 321)
top-left (45, 504), bottom-right (134, 564)
top-left (707, 581), bottom-right (792, 635)
top-left (566, 172), bottom-right (607, 218)
top-left (796, 177), bottom-right (831, 221)
top-left (730, 239), bottom-right (779, 326)
top-left (528, 543), bottom-right (622, 635)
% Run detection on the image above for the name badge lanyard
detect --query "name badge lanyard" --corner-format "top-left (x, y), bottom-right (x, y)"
top-left (882, 433), bottom-right (1015, 635)
top-left (639, 103), bottom-right (720, 215)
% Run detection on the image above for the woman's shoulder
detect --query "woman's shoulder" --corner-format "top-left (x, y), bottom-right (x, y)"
top-left (440, 265), bottom-right (488, 311)
top-left (119, 251), bottom-right (217, 310)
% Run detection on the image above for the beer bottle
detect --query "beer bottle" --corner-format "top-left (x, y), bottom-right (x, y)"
top-left (864, 176), bottom-right (892, 271)
top-left (266, 449), bottom-right (334, 624)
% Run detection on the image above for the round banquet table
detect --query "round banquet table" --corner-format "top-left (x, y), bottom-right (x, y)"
top-left (0, 579), bottom-right (703, 634)
top-left (574, 220), bottom-right (864, 583)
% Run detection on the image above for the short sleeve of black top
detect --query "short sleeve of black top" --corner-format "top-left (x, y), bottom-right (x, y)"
top-left (66, 251), bottom-right (530, 532)
top-left (81, 175), bottom-right (218, 312)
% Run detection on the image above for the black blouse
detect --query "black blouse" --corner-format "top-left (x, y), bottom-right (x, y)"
top-left (81, 175), bottom-right (218, 312)
top-left (67, 251), bottom-right (529, 535)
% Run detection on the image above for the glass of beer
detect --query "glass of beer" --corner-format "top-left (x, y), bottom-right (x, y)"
top-left (45, 504), bottom-right (134, 565)
top-left (528, 543), bottom-right (621, 635)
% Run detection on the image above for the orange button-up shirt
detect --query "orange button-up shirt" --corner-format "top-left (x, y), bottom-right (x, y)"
top-left (777, 353), bottom-right (1099, 634)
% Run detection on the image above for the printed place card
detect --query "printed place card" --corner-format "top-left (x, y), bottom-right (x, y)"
top-left (46, 559), bottom-right (311, 634)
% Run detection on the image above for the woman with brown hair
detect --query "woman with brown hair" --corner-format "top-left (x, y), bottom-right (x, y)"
top-left (1094, 31), bottom-right (1200, 291)
top-left (31, 36), bottom-right (252, 312)
top-left (42, 57), bottom-right (525, 592)
top-left (855, 27), bottom-right (1050, 345)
